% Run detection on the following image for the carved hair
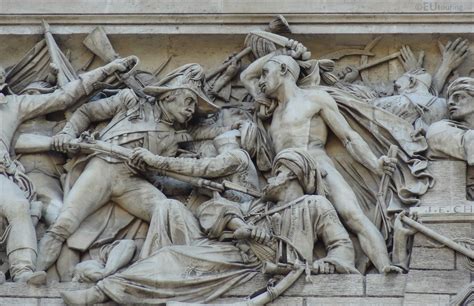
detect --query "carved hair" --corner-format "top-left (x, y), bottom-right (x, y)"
top-left (448, 77), bottom-right (474, 98)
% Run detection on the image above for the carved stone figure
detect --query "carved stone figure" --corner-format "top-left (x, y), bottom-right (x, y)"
top-left (427, 77), bottom-right (474, 162)
top-left (36, 66), bottom-right (220, 272)
top-left (241, 47), bottom-right (400, 273)
top-left (426, 77), bottom-right (474, 198)
top-left (15, 80), bottom-right (67, 227)
top-left (60, 147), bottom-right (357, 305)
top-left (129, 128), bottom-right (259, 202)
top-left (372, 68), bottom-right (447, 132)
top-left (0, 57), bottom-right (132, 284)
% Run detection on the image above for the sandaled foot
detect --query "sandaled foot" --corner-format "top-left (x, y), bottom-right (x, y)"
top-left (382, 265), bottom-right (404, 274)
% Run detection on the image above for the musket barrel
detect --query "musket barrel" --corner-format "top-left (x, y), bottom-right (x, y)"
top-left (401, 215), bottom-right (474, 259)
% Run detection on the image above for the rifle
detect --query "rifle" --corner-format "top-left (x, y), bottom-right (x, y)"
top-left (83, 27), bottom-right (146, 97)
top-left (14, 133), bottom-right (262, 198)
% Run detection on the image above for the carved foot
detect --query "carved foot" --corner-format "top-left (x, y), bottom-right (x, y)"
top-left (60, 286), bottom-right (107, 305)
top-left (382, 265), bottom-right (404, 274)
top-left (14, 271), bottom-right (47, 286)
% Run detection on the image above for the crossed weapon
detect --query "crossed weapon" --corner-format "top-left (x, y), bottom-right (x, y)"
top-left (15, 132), bottom-right (474, 261)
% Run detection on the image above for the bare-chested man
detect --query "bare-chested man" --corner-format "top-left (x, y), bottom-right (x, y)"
top-left (241, 42), bottom-right (400, 273)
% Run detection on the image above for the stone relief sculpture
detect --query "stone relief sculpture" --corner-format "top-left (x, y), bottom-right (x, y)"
top-left (61, 148), bottom-right (358, 305)
top-left (0, 53), bottom-right (134, 284)
top-left (0, 16), bottom-right (472, 305)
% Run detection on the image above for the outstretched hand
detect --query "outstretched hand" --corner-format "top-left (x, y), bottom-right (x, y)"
top-left (438, 37), bottom-right (470, 70)
top-left (399, 45), bottom-right (424, 72)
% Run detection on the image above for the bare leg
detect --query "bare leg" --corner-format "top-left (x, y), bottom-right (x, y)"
top-left (320, 160), bottom-right (396, 273)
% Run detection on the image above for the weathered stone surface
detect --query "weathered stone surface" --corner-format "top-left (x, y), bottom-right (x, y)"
top-left (405, 270), bottom-right (471, 294)
top-left (456, 251), bottom-right (474, 271)
top-left (402, 293), bottom-right (451, 306)
top-left (366, 274), bottom-right (407, 297)
top-left (172, 297), bottom-right (305, 305)
top-left (420, 161), bottom-right (467, 206)
top-left (38, 298), bottom-right (65, 305)
top-left (306, 297), bottom-right (403, 306)
top-left (0, 0), bottom-right (472, 35)
top-left (409, 247), bottom-right (455, 270)
top-left (0, 282), bottom-right (92, 298)
top-left (0, 297), bottom-right (38, 305)
top-left (224, 274), bottom-right (364, 297)
top-left (423, 162), bottom-right (467, 201)
top-left (413, 223), bottom-right (472, 247)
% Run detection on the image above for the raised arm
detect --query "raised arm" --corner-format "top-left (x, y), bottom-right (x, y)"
top-left (240, 52), bottom-right (275, 98)
top-left (432, 38), bottom-right (469, 94)
top-left (52, 89), bottom-right (135, 153)
top-left (18, 57), bottom-right (134, 122)
top-left (318, 90), bottom-right (393, 176)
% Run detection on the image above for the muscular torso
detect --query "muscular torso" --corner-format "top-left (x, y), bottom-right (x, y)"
top-left (268, 89), bottom-right (328, 155)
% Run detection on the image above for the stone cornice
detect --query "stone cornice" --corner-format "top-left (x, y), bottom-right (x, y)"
top-left (0, 13), bottom-right (472, 35)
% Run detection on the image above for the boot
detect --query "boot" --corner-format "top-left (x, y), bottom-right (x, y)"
top-left (14, 270), bottom-right (47, 286)
top-left (36, 232), bottom-right (65, 271)
top-left (8, 248), bottom-right (45, 285)
top-left (60, 286), bottom-right (108, 305)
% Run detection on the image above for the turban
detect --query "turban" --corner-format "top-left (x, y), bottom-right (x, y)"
top-left (273, 148), bottom-right (327, 196)
top-left (447, 77), bottom-right (474, 98)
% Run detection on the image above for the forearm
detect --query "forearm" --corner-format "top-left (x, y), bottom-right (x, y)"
top-left (59, 95), bottom-right (121, 137)
top-left (59, 107), bottom-right (94, 137)
top-left (150, 154), bottom-right (240, 178)
top-left (432, 64), bottom-right (451, 95)
top-left (189, 124), bottom-right (231, 141)
top-left (344, 133), bottom-right (380, 174)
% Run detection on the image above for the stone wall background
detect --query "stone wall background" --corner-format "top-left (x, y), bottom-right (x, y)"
top-left (1, 34), bottom-right (473, 90)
